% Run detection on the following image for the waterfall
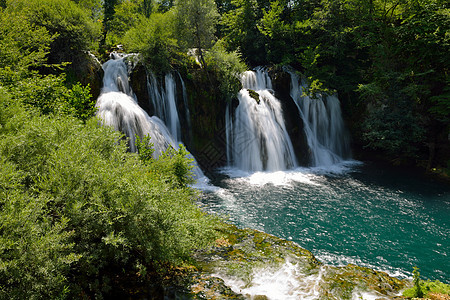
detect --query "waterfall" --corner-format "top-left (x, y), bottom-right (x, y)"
top-left (146, 72), bottom-right (181, 142)
top-left (178, 73), bottom-right (192, 142)
top-left (288, 70), bottom-right (351, 166)
top-left (96, 54), bottom-right (176, 157)
top-left (96, 53), bottom-right (207, 182)
top-left (226, 68), bottom-right (298, 172)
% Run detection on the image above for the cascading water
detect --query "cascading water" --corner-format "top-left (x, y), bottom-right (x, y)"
top-left (146, 72), bottom-right (182, 142)
top-left (96, 53), bottom-right (207, 182)
top-left (226, 68), bottom-right (298, 172)
top-left (178, 73), bottom-right (193, 143)
top-left (288, 70), bottom-right (351, 166)
top-left (95, 54), bottom-right (177, 157)
top-left (96, 54), bottom-right (175, 156)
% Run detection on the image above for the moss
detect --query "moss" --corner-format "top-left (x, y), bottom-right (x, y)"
top-left (183, 224), bottom-right (409, 299)
top-left (248, 89), bottom-right (260, 104)
top-left (321, 263), bottom-right (407, 299)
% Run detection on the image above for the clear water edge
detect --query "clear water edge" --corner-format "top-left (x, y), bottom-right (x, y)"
top-left (198, 161), bottom-right (450, 286)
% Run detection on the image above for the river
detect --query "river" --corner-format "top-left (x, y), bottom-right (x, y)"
top-left (199, 161), bottom-right (450, 284)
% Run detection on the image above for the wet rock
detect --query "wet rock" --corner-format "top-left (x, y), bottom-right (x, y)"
top-left (185, 224), bottom-right (408, 299)
top-left (248, 89), bottom-right (260, 104)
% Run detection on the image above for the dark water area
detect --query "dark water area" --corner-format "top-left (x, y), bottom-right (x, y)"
top-left (200, 162), bottom-right (450, 283)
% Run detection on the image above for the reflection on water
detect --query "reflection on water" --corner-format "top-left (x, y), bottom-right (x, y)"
top-left (200, 162), bottom-right (450, 283)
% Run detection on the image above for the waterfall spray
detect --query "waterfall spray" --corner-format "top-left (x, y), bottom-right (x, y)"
top-left (226, 68), bottom-right (298, 172)
top-left (287, 70), bottom-right (351, 166)
top-left (96, 53), bottom-right (206, 181)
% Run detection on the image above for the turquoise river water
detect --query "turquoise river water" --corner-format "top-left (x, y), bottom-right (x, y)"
top-left (199, 161), bottom-right (450, 283)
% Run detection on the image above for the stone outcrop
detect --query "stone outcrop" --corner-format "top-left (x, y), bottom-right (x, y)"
top-left (158, 224), bottom-right (408, 299)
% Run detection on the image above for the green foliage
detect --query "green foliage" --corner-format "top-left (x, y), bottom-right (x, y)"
top-left (6, 0), bottom-right (100, 64)
top-left (258, 0), bottom-right (293, 65)
top-left (0, 9), bottom-right (53, 78)
top-left (72, 0), bottom-right (103, 21)
top-left (2, 68), bottom-right (96, 121)
top-left (135, 134), bottom-right (156, 164)
top-left (0, 98), bottom-right (218, 298)
top-left (123, 12), bottom-right (178, 73)
top-left (413, 266), bottom-right (424, 297)
top-left (64, 82), bottom-right (97, 122)
top-left (205, 40), bottom-right (247, 101)
top-left (221, 0), bottom-right (267, 66)
top-left (362, 99), bottom-right (426, 159)
top-left (101, 0), bottom-right (119, 46)
top-left (174, 0), bottom-right (220, 68)
top-left (403, 267), bottom-right (450, 298)
top-left (0, 5), bottom-right (97, 121)
top-left (11, 74), bottom-right (70, 115)
top-left (136, 134), bottom-right (196, 188)
top-left (106, 0), bottom-right (142, 45)
top-left (151, 145), bottom-right (197, 188)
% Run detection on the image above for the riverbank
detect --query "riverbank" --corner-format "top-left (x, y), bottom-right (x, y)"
top-left (122, 224), bottom-right (409, 299)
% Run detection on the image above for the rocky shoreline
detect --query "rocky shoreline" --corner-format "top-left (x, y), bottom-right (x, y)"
top-left (162, 224), bottom-right (409, 299)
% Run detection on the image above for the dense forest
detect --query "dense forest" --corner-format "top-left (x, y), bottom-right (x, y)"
top-left (0, 0), bottom-right (449, 298)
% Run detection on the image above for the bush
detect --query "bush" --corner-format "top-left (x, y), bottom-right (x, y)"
top-left (1, 1), bottom-right (97, 122)
top-left (403, 267), bottom-right (450, 298)
top-left (123, 12), bottom-right (178, 74)
top-left (0, 99), bottom-right (218, 298)
top-left (136, 135), bottom-right (196, 188)
top-left (5, 0), bottom-right (100, 64)
top-left (0, 9), bottom-right (52, 76)
top-left (205, 40), bottom-right (247, 101)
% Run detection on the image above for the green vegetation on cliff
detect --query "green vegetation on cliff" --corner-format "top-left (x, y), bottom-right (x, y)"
top-left (0, 0), bottom-right (449, 298)
top-left (92, 0), bottom-right (449, 170)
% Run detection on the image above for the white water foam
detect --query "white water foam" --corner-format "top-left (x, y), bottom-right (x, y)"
top-left (219, 160), bottom-right (361, 187)
top-left (213, 260), bottom-right (326, 300)
top-left (315, 250), bottom-right (411, 280)
top-left (191, 176), bottom-right (219, 192)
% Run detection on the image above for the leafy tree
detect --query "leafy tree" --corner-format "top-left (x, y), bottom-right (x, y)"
top-left (258, 0), bottom-right (292, 64)
top-left (71, 0), bottom-right (103, 20)
top-left (101, 0), bottom-right (119, 46)
top-left (174, 0), bottom-right (220, 68)
top-left (221, 0), bottom-right (267, 66)
top-left (64, 83), bottom-right (97, 122)
top-left (155, 0), bottom-right (175, 12)
top-left (6, 0), bottom-right (100, 65)
top-left (205, 40), bottom-right (247, 100)
top-left (0, 9), bottom-right (53, 79)
top-left (123, 11), bottom-right (178, 73)
top-left (107, 0), bottom-right (142, 44)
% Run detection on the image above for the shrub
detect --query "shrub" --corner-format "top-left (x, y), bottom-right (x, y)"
top-left (0, 100), bottom-right (217, 298)
top-left (402, 267), bottom-right (450, 298)
top-left (123, 12), bottom-right (178, 74)
top-left (137, 134), bottom-right (196, 188)
top-left (205, 40), bottom-right (247, 101)
top-left (5, 0), bottom-right (100, 64)
top-left (0, 9), bottom-right (52, 76)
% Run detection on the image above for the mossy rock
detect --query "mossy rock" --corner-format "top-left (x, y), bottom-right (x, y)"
top-left (248, 89), bottom-right (260, 104)
top-left (186, 224), bottom-right (409, 299)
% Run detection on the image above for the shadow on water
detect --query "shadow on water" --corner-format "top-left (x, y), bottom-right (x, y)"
top-left (350, 162), bottom-right (450, 198)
